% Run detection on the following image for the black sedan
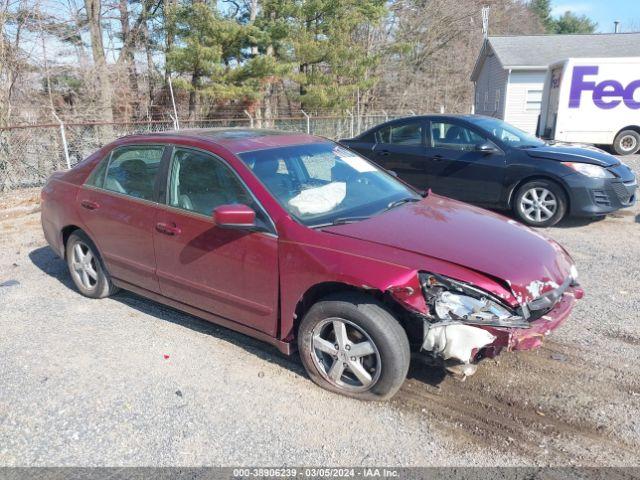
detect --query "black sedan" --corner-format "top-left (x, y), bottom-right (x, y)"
top-left (340, 115), bottom-right (637, 227)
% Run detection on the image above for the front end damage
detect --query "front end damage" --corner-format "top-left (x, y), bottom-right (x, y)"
top-left (389, 271), bottom-right (584, 379)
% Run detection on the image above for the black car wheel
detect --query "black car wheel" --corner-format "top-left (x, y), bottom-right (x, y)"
top-left (514, 180), bottom-right (567, 228)
top-left (298, 291), bottom-right (410, 401)
top-left (613, 130), bottom-right (640, 155)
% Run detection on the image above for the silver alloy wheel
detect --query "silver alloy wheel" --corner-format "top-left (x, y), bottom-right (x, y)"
top-left (70, 241), bottom-right (99, 290)
top-left (620, 134), bottom-right (638, 153)
top-left (310, 318), bottom-right (381, 392)
top-left (520, 187), bottom-right (557, 223)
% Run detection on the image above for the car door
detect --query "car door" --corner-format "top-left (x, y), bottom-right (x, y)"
top-left (424, 120), bottom-right (506, 204)
top-left (370, 120), bottom-right (429, 188)
top-left (78, 144), bottom-right (166, 293)
top-left (153, 146), bottom-right (279, 336)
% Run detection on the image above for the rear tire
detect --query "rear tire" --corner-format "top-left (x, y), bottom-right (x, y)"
top-left (66, 230), bottom-right (118, 299)
top-left (513, 179), bottom-right (567, 228)
top-left (613, 129), bottom-right (640, 155)
top-left (298, 291), bottom-right (410, 401)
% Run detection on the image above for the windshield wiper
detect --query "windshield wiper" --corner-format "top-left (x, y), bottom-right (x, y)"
top-left (386, 197), bottom-right (420, 211)
top-left (331, 216), bottom-right (371, 225)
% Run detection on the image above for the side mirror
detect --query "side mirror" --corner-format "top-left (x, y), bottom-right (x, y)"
top-left (212, 204), bottom-right (256, 229)
top-left (476, 142), bottom-right (500, 155)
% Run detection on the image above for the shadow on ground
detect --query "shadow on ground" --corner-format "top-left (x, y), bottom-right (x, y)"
top-left (29, 245), bottom-right (447, 389)
top-left (28, 245), bottom-right (305, 378)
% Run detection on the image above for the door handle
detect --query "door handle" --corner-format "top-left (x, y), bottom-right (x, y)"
top-left (156, 222), bottom-right (182, 236)
top-left (432, 154), bottom-right (444, 161)
top-left (80, 200), bottom-right (100, 210)
top-left (379, 150), bottom-right (390, 156)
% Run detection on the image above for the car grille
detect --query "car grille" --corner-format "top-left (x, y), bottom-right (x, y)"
top-left (612, 181), bottom-right (636, 205)
top-left (591, 189), bottom-right (611, 206)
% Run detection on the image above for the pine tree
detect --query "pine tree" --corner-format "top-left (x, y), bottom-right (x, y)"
top-left (166, 0), bottom-right (274, 119)
top-left (529, 0), bottom-right (554, 32)
top-left (553, 11), bottom-right (597, 34)
top-left (257, 0), bottom-right (386, 112)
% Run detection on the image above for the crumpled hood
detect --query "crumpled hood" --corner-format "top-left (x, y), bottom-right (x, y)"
top-left (526, 144), bottom-right (619, 167)
top-left (323, 194), bottom-right (575, 304)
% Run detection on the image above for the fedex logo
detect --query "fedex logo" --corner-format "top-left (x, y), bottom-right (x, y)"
top-left (569, 66), bottom-right (640, 110)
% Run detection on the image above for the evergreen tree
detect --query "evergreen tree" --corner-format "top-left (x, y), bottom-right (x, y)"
top-left (258, 0), bottom-right (386, 112)
top-left (167, 0), bottom-right (277, 118)
top-left (529, 0), bottom-right (554, 32)
top-left (553, 11), bottom-right (597, 34)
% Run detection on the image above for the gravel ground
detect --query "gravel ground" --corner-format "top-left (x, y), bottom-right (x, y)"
top-left (1, 155), bottom-right (639, 467)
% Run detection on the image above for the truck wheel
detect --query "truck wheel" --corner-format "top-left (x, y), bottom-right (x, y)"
top-left (613, 130), bottom-right (640, 155)
top-left (514, 180), bottom-right (567, 228)
top-left (66, 230), bottom-right (118, 299)
top-left (298, 291), bottom-right (410, 401)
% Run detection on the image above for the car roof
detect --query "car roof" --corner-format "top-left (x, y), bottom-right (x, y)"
top-left (144, 128), bottom-right (326, 154)
top-left (353, 114), bottom-right (495, 138)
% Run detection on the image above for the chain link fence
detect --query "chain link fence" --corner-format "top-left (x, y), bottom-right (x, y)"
top-left (0, 112), bottom-right (411, 191)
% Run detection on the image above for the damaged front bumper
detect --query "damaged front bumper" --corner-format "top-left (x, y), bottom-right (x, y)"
top-left (480, 285), bottom-right (584, 356)
top-left (420, 285), bottom-right (584, 377)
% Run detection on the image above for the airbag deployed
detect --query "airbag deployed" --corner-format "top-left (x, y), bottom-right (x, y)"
top-left (288, 182), bottom-right (346, 215)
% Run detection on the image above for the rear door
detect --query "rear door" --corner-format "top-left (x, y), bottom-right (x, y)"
top-left (78, 144), bottom-right (167, 292)
top-left (153, 146), bottom-right (279, 336)
top-left (371, 119), bottom-right (429, 188)
top-left (424, 120), bottom-right (505, 204)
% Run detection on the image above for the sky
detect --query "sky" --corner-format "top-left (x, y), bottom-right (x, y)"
top-left (551, 0), bottom-right (640, 32)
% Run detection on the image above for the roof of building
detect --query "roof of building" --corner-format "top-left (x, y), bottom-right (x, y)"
top-left (471, 32), bottom-right (640, 80)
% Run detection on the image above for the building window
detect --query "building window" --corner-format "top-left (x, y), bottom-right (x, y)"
top-left (484, 91), bottom-right (488, 111)
top-left (495, 89), bottom-right (501, 112)
top-left (525, 88), bottom-right (543, 112)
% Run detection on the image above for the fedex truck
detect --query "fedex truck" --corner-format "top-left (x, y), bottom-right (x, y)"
top-left (538, 57), bottom-right (640, 155)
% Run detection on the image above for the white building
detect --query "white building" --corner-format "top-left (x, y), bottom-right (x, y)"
top-left (471, 33), bottom-right (640, 134)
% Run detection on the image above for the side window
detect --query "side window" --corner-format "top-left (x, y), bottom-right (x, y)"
top-left (85, 154), bottom-right (110, 188)
top-left (168, 148), bottom-right (253, 217)
top-left (376, 122), bottom-right (423, 146)
top-left (358, 131), bottom-right (375, 143)
top-left (430, 122), bottom-right (485, 151)
top-left (103, 146), bottom-right (164, 200)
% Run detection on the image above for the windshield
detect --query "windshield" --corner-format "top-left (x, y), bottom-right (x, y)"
top-left (468, 117), bottom-right (546, 148)
top-left (239, 142), bottom-right (420, 227)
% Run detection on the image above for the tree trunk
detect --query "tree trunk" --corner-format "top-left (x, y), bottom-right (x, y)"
top-left (188, 71), bottom-right (200, 120)
top-left (164, 0), bottom-right (178, 85)
top-left (119, 0), bottom-right (139, 118)
top-left (85, 0), bottom-right (114, 123)
top-left (141, 11), bottom-right (155, 111)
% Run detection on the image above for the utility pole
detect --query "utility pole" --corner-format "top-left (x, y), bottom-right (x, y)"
top-left (482, 6), bottom-right (490, 39)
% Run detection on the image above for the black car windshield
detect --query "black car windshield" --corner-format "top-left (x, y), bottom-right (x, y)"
top-left (468, 117), bottom-right (546, 148)
top-left (239, 142), bottom-right (420, 227)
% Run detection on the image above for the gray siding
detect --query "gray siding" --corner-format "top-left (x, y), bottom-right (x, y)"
top-left (504, 70), bottom-right (547, 134)
top-left (473, 50), bottom-right (508, 118)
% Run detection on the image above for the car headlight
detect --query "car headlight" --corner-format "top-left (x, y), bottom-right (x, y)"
top-left (563, 162), bottom-right (614, 179)
top-left (419, 272), bottom-right (530, 328)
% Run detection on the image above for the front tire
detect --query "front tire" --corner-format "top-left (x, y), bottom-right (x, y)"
top-left (298, 292), bottom-right (410, 401)
top-left (613, 129), bottom-right (640, 155)
top-left (66, 230), bottom-right (118, 299)
top-left (514, 179), bottom-right (567, 227)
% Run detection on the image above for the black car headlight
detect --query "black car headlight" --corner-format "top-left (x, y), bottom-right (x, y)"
top-left (419, 272), bottom-right (530, 328)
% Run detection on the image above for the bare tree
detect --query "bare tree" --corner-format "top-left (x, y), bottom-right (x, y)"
top-left (85, 0), bottom-right (114, 122)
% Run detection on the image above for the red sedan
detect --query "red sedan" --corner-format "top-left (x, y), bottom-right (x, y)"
top-left (41, 129), bottom-right (583, 400)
